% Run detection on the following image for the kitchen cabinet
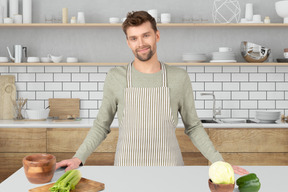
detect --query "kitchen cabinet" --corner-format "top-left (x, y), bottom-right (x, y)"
top-left (1, 127), bottom-right (287, 182)
top-left (0, 23), bottom-right (288, 66)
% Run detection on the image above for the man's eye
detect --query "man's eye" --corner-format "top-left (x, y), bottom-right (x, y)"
top-left (130, 38), bottom-right (136, 41)
top-left (144, 34), bottom-right (150, 37)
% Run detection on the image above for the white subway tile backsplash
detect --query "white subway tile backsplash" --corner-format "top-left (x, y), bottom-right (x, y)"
top-left (188, 74), bottom-right (195, 81)
top-left (89, 91), bottom-right (103, 100)
top-left (204, 100), bottom-right (222, 109)
top-left (15, 82), bottom-right (26, 91)
top-left (54, 74), bottom-right (71, 81)
top-left (81, 100), bottom-right (98, 109)
top-left (286, 92), bottom-right (288, 100)
top-left (267, 73), bottom-right (284, 81)
top-left (187, 66), bottom-right (204, 73)
top-left (81, 82), bottom-right (97, 91)
top-left (54, 92), bottom-right (71, 98)
top-left (196, 73), bottom-right (213, 82)
top-left (194, 100), bottom-right (204, 109)
top-left (276, 101), bottom-right (288, 109)
top-left (28, 66), bottom-right (44, 73)
top-left (196, 109), bottom-right (212, 118)
top-left (258, 82), bottom-right (275, 91)
top-left (223, 100), bottom-right (239, 109)
top-left (258, 67), bottom-right (275, 73)
top-left (89, 110), bottom-right (98, 118)
top-left (205, 82), bottom-right (222, 91)
top-left (249, 92), bottom-right (266, 100)
top-left (214, 91), bottom-right (231, 100)
top-left (27, 100), bottom-right (45, 109)
top-left (267, 92), bottom-right (284, 100)
top-left (214, 73), bottom-right (230, 81)
top-left (19, 73), bottom-right (35, 81)
top-left (223, 82), bottom-right (239, 91)
top-left (249, 73), bottom-right (266, 81)
top-left (232, 92), bottom-right (248, 100)
top-left (276, 83), bottom-right (288, 91)
top-left (80, 110), bottom-right (89, 119)
top-left (222, 66), bottom-right (239, 73)
top-left (18, 91), bottom-right (35, 99)
top-left (72, 91), bottom-right (89, 99)
top-left (276, 66), bottom-right (288, 72)
top-left (240, 67), bottom-right (257, 73)
top-left (72, 73), bottom-right (89, 82)
top-left (231, 110), bottom-right (249, 118)
top-left (27, 82), bottom-right (44, 91)
top-left (45, 66), bottom-right (62, 73)
top-left (240, 82), bottom-right (257, 91)
top-left (10, 66), bottom-right (26, 73)
top-left (205, 66), bottom-right (222, 73)
top-left (98, 82), bottom-right (104, 91)
top-left (36, 73), bottom-right (53, 81)
top-left (89, 73), bottom-right (107, 81)
top-left (232, 74), bottom-right (248, 82)
top-left (63, 82), bottom-right (79, 90)
top-left (98, 66), bottom-right (115, 73)
top-left (191, 83), bottom-right (204, 91)
top-left (36, 91), bottom-right (53, 100)
top-left (63, 66), bottom-right (80, 73)
top-left (81, 66), bottom-right (98, 73)
top-left (45, 82), bottom-right (62, 90)
top-left (240, 101), bottom-right (257, 109)
top-left (0, 66), bottom-right (9, 73)
top-left (258, 100), bottom-right (275, 109)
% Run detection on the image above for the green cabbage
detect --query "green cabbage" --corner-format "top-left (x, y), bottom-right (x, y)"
top-left (209, 161), bottom-right (235, 184)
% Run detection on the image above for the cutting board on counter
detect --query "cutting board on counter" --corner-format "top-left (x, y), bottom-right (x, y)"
top-left (0, 75), bottom-right (16, 120)
top-left (29, 177), bottom-right (105, 192)
top-left (49, 98), bottom-right (80, 119)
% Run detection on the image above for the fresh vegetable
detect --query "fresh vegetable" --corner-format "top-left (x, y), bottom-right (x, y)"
top-left (209, 161), bottom-right (235, 184)
top-left (236, 173), bottom-right (261, 192)
top-left (49, 169), bottom-right (81, 192)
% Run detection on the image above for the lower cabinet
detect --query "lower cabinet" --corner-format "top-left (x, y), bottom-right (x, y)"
top-left (1, 127), bottom-right (287, 182)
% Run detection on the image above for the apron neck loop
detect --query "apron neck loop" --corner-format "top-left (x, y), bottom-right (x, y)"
top-left (127, 61), bottom-right (167, 88)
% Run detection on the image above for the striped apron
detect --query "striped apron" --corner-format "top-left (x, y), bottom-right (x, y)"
top-left (114, 62), bottom-right (184, 166)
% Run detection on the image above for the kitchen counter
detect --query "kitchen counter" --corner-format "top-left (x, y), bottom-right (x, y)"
top-left (0, 119), bottom-right (287, 128)
top-left (0, 166), bottom-right (286, 192)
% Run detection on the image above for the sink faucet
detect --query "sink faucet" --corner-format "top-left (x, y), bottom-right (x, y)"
top-left (200, 92), bottom-right (221, 120)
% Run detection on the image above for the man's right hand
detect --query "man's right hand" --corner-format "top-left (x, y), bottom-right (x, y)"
top-left (55, 157), bottom-right (82, 172)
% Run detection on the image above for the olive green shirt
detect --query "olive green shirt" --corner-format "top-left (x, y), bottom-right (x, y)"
top-left (74, 63), bottom-right (224, 164)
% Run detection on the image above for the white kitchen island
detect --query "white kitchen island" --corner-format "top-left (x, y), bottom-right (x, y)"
top-left (0, 166), bottom-right (286, 192)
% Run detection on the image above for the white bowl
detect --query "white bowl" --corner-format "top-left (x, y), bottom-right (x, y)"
top-left (40, 57), bottom-right (51, 63)
top-left (26, 109), bottom-right (50, 120)
top-left (0, 57), bottom-right (9, 63)
top-left (27, 57), bottom-right (40, 63)
top-left (255, 110), bottom-right (281, 122)
top-left (275, 1), bottom-right (288, 23)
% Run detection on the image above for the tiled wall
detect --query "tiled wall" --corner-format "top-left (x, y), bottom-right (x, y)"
top-left (0, 65), bottom-right (287, 120)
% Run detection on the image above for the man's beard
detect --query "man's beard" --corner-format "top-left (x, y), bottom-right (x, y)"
top-left (135, 46), bottom-right (154, 61)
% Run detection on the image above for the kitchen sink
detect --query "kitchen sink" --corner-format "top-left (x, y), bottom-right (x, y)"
top-left (200, 119), bottom-right (257, 124)
top-left (201, 119), bottom-right (219, 123)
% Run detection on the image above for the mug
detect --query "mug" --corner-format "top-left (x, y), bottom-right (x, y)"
top-left (148, 9), bottom-right (159, 22)
top-left (40, 57), bottom-right (51, 63)
top-left (219, 47), bottom-right (232, 52)
top-left (161, 13), bottom-right (171, 23)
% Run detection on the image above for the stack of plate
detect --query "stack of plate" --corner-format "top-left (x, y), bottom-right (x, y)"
top-left (210, 52), bottom-right (237, 63)
top-left (182, 53), bottom-right (207, 63)
top-left (255, 110), bottom-right (281, 123)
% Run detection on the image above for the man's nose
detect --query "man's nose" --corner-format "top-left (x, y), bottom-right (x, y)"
top-left (138, 37), bottom-right (144, 46)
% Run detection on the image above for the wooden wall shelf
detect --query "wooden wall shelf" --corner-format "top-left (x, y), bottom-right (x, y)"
top-left (0, 23), bottom-right (288, 27)
top-left (0, 62), bottom-right (287, 66)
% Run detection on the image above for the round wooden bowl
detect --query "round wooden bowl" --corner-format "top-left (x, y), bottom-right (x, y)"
top-left (23, 154), bottom-right (56, 184)
top-left (208, 179), bottom-right (235, 192)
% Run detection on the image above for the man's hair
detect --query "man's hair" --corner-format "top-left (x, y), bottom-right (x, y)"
top-left (122, 11), bottom-right (158, 36)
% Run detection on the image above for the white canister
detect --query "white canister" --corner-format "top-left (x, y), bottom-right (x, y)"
top-left (9, 0), bottom-right (18, 19)
top-left (3, 17), bottom-right (12, 23)
top-left (0, 0), bottom-right (8, 17)
top-left (147, 9), bottom-right (158, 22)
top-left (23, 0), bottom-right (32, 23)
top-left (77, 12), bottom-right (85, 23)
top-left (13, 14), bottom-right (22, 23)
top-left (62, 8), bottom-right (68, 23)
top-left (245, 3), bottom-right (253, 21)
top-left (161, 13), bottom-right (171, 23)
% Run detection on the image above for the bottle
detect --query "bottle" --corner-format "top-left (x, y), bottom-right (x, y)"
top-left (264, 16), bottom-right (270, 24)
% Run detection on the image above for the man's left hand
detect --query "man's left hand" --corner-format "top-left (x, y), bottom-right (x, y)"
top-left (232, 165), bottom-right (249, 175)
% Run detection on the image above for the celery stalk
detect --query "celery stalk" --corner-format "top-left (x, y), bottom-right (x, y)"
top-left (49, 169), bottom-right (81, 192)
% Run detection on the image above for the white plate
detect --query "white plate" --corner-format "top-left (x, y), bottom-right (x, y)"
top-left (221, 119), bottom-right (246, 123)
top-left (210, 60), bottom-right (237, 63)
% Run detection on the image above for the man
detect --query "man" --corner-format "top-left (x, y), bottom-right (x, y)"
top-left (56, 11), bottom-right (248, 175)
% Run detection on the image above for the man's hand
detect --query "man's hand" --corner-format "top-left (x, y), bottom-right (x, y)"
top-left (55, 157), bottom-right (82, 172)
top-left (232, 165), bottom-right (249, 175)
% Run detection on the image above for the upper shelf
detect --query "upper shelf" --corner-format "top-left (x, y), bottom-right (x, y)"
top-left (1, 23), bottom-right (288, 27)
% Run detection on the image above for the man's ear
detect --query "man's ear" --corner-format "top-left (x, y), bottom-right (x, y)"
top-left (156, 30), bottom-right (160, 42)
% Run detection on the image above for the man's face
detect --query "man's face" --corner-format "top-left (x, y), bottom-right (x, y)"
top-left (126, 21), bottom-right (160, 62)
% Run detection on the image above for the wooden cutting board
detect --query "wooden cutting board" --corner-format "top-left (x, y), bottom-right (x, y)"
top-left (49, 98), bottom-right (80, 119)
top-left (0, 75), bottom-right (16, 120)
top-left (29, 177), bottom-right (105, 192)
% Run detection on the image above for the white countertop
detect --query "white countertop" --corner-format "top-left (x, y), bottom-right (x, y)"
top-left (0, 166), bottom-right (286, 192)
top-left (0, 119), bottom-right (287, 128)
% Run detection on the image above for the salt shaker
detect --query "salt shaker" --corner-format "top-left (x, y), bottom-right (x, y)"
top-left (264, 16), bottom-right (270, 24)
top-left (70, 16), bottom-right (76, 24)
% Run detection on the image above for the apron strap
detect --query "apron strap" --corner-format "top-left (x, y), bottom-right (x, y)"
top-left (127, 61), bottom-right (167, 88)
